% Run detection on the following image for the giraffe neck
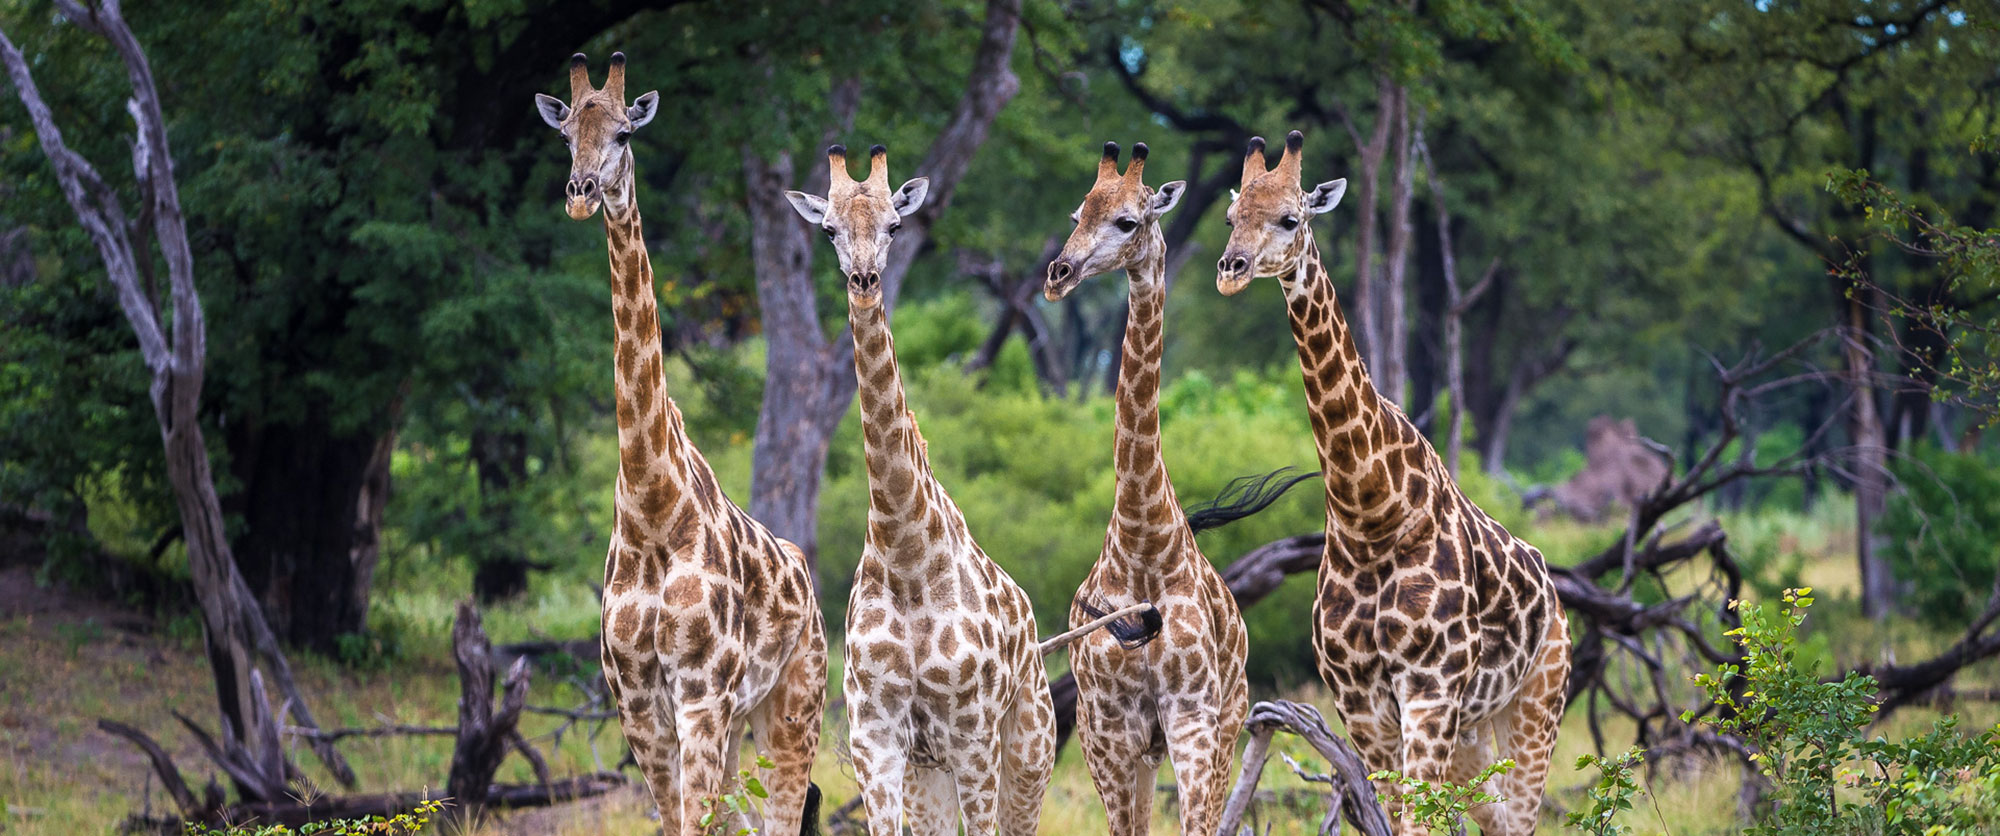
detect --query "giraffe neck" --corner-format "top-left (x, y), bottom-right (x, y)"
top-left (848, 301), bottom-right (945, 568)
top-left (1282, 234), bottom-right (1426, 548)
top-left (600, 154), bottom-right (702, 517)
top-left (1108, 228), bottom-right (1186, 562)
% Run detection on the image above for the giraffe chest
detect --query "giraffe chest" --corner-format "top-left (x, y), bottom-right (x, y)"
top-left (841, 551), bottom-right (1037, 751)
top-left (1312, 513), bottom-right (1553, 724)
top-left (599, 524), bottom-right (810, 713)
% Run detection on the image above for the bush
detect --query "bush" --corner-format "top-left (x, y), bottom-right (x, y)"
top-left (1880, 443), bottom-right (2000, 630)
top-left (183, 799), bottom-right (444, 834)
top-left (1686, 589), bottom-right (2000, 835)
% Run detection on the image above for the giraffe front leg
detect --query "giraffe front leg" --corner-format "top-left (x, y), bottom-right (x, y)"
top-left (945, 729), bottom-right (1006, 835)
top-left (1328, 684), bottom-right (1405, 833)
top-left (673, 695), bottom-right (738, 836)
top-left (1392, 687), bottom-right (1464, 836)
top-left (996, 671), bottom-right (1056, 836)
top-left (1161, 698), bottom-right (1228, 836)
top-left (847, 720), bottom-right (909, 836)
top-left (1481, 621), bottom-right (1572, 835)
top-left (904, 766), bottom-right (959, 836)
top-left (1075, 683), bottom-right (1157, 836)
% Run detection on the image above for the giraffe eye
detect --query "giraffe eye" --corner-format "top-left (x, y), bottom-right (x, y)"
top-left (615, 129), bottom-right (632, 144)
top-left (1115, 218), bottom-right (1138, 233)
top-left (824, 226), bottom-right (837, 240)
top-left (887, 220), bottom-right (902, 235)
top-left (1224, 216), bottom-right (1234, 228)
top-left (1280, 215), bottom-right (1300, 230)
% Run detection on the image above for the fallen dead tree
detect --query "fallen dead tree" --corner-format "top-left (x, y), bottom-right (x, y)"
top-left (1216, 700), bottom-right (1393, 836)
top-left (102, 602), bottom-right (625, 832)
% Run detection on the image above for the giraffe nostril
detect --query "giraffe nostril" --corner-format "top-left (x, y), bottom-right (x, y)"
top-left (1221, 255), bottom-right (1249, 274)
top-left (1051, 261), bottom-right (1073, 283)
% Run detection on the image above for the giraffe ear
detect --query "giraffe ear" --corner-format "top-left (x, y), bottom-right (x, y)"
top-left (627, 91), bottom-right (659, 128)
top-left (892, 177), bottom-right (929, 217)
top-left (534, 94), bottom-right (569, 130)
top-left (1306, 178), bottom-right (1348, 215)
top-left (1149, 180), bottom-right (1187, 218)
top-left (783, 190), bottom-right (829, 225)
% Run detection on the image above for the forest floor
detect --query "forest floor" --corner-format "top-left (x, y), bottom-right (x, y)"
top-left (3, 506), bottom-right (1998, 836)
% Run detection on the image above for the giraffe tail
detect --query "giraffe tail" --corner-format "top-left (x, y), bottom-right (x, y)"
top-left (1183, 466), bottom-right (1318, 534)
top-left (800, 781), bottom-right (821, 836)
top-left (1073, 597), bottom-right (1164, 649)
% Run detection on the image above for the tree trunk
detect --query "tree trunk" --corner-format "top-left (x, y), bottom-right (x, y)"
top-left (1845, 301), bottom-right (1894, 619)
top-left (745, 0), bottom-right (1022, 570)
top-left (1377, 87), bottom-right (1414, 406)
top-left (225, 416), bottom-right (390, 651)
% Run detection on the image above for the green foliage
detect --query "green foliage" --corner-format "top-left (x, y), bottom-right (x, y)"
top-left (1566, 747), bottom-right (1645, 836)
top-left (1828, 157), bottom-right (2000, 423)
top-left (700, 754), bottom-right (775, 836)
top-left (181, 798), bottom-right (444, 835)
top-left (1879, 444), bottom-right (2000, 630)
top-left (1369, 758), bottom-right (1515, 834)
top-left (1687, 590), bottom-right (2000, 835)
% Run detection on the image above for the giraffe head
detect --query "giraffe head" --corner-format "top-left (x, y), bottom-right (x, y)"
top-left (1044, 142), bottom-right (1186, 301)
top-left (534, 52), bottom-right (660, 220)
top-left (1215, 131), bottom-right (1347, 295)
top-left (784, 145), bottom-right (929, 308)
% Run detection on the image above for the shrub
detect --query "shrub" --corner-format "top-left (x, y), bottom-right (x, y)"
top-left (1686, 589), bottom-right (2000, 835)
top-left (182, 798), bottom-right (444, 834)
top-left (1369, 758), bottom-right (1515, 833)
top-left (1879, 443), bottom-right (2000, 629)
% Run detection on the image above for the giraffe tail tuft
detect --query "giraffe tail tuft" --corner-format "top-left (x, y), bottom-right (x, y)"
top-left (1076, 596), bottom-right (1164, 649)
top-left (1184, 466), bottom-right (1319, 534)
top-left (799, 781), bottom-right (821, 836)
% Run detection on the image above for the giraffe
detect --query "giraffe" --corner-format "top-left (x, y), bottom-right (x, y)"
top-left (782, 144), bottom-right (1057, 836)
top-left (1043, 141), bottom-right (1251, 836)
top-left (534, 53), bottom-right (827, 836)
top-left (1214, 130), bottom-right (1571, 835)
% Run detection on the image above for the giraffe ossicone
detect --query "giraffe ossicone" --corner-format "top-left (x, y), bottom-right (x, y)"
top-left (1219, 128), bottom-right (1572, 836)
top-left (536, 52), bottom-right (828, 836)
top-left (786, 143), bottom-right (1056, 836)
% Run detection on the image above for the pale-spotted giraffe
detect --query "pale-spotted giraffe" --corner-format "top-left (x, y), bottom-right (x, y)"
top-left (534, 53), bottom-right (826, 836)
top-left (1044, 141), bottom-right (1304, 836)
top-left (783, 144), bottom-right (1056, 836)
top-left (1215, 131), bottom-right (1571, 835)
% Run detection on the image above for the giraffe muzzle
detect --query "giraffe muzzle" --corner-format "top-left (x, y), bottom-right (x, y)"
top-left (847, 272), bottom-right (882, 303)
top-left (1216, 252), bottom-right (1255, 296)
top-left (564, 176), bottom-right (601, 220)
top-left (1044, 257), bottom-right (1079, 301)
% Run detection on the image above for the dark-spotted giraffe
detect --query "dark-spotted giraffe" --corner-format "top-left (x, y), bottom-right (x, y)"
top-left (1215, 131), bottom-right (1571, 836)
top-left (535, 53), bottom-right (826, 836)
top-left (1043, 141), bottom-right (1249, 836)
top-left (784, 144), bottom-right (1056, 836)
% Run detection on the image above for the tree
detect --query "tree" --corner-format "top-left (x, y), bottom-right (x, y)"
top-left (740, 0), bottom-right (1026, 567)
top-left (0, 0), bottom-right (349, 791)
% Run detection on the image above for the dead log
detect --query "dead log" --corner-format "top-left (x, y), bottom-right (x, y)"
top-left (1216, 700), bottom-right (1392, 836)
top-left (446, 600), bottom-right (533, 827)
top-left (96, 720), bottom-right (204, 818)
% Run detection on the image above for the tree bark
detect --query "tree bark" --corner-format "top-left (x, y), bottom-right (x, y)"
top-left (745, 0), bottom-right (1022, 570)
top-left (0, 0), bottom-right (350, 788)
top-left (1844, 303), bottom-right (1894, 619)
top-left (1378, 88), bottom-right (1415, 406)
top-left (224, 417), bottom-right (391, 649)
